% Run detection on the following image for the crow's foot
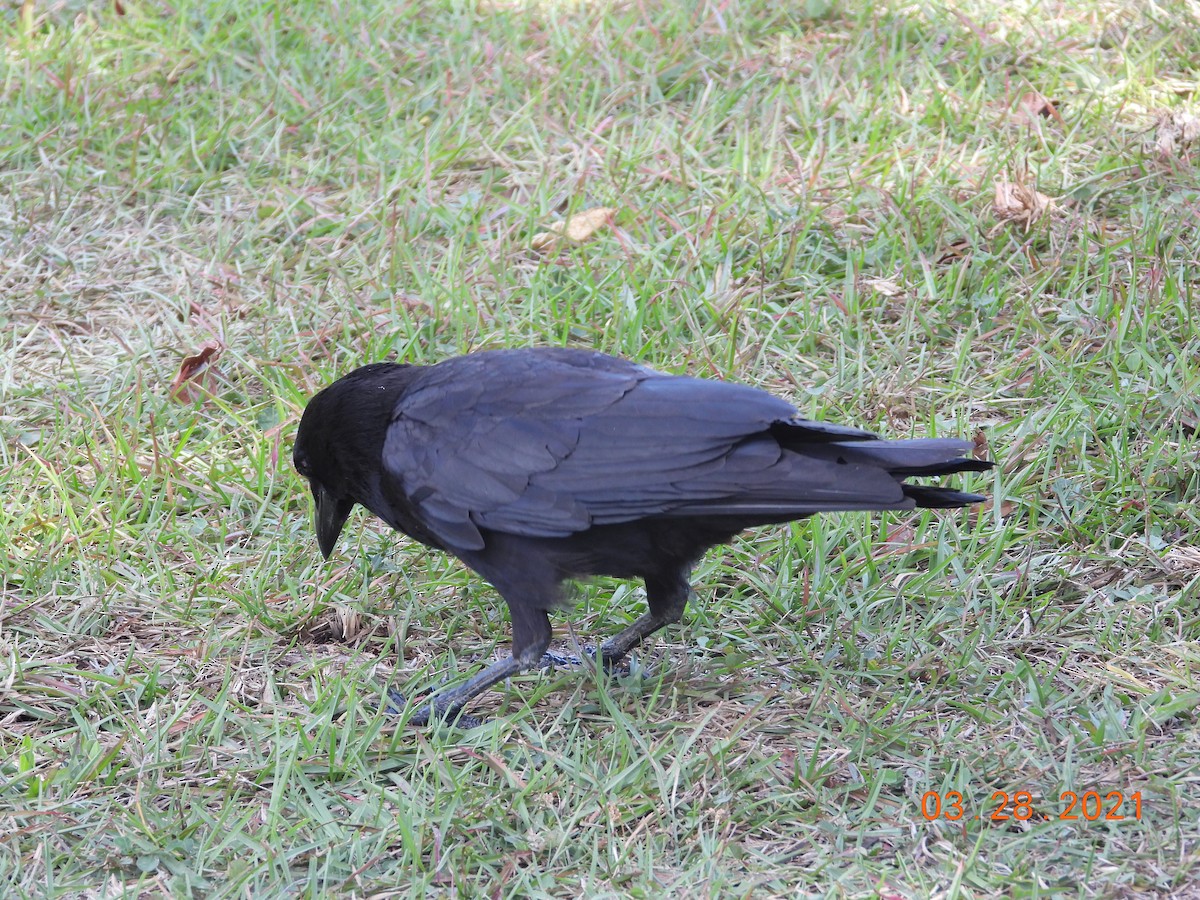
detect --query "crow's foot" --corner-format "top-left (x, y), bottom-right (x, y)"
top-left (384, 688), bottom-right (484, 729)
top-left (538, 647), bottom-right (635, 678)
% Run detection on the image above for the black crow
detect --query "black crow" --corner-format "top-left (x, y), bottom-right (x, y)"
top-left (293, 347), bottom-right (991, 726)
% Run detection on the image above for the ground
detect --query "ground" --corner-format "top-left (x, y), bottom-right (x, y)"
top-left (2, 0), bottom-right (1198, 896)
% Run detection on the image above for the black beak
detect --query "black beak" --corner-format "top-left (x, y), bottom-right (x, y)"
top-left (312, 481), bottom-right (354, 560)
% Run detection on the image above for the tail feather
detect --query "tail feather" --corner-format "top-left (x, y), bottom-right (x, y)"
top-left (901, 485), bottom-right (988, 509)
top-left (818, 437), bottom-right (980, 470)
top-left (807, 436), bottom-right (992, 510)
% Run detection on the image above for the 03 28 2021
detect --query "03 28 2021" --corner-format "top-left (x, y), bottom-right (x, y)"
top-left (920, 790), bottom-right (1144, 822)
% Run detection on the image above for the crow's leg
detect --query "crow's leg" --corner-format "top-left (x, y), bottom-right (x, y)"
top-left (396, 600), bottom-right (552, 728)
top-left (597, 572), bottom-right (691, 668)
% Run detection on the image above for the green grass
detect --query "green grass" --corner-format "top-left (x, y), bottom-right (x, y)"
top-left (2, 0), bottom-right (1199, 895)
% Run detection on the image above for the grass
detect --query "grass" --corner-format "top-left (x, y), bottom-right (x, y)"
top-left (2, 0), bottom-right (1199, 895)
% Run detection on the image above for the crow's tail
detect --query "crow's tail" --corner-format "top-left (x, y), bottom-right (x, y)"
top-left (819, 437), bottom-right (992, 509)
top-left (901, 484), bottom-right (989, 508)
top-left (657, 434), bottom-right (992, 521)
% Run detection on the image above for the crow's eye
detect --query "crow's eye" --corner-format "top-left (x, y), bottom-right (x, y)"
top-left (294, 453), bottom-right (310, 477)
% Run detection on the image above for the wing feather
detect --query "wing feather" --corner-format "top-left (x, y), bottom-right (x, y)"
top-left (380, 348), bottom-right (908, 550)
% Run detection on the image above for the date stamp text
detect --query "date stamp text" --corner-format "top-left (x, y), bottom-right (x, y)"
top-left (921, 790), bottom-right (1143, 822)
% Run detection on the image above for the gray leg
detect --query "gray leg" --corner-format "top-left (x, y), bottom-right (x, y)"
top-left (598, 572), bottom-right (691, 667)
top-left (397, 601), bottom-right (552, 728)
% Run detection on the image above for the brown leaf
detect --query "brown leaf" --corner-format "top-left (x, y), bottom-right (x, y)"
top-left (992, 179), bottom-right (1054, 232)
top-left (1164, 548), bottom-right (1200, 573)
top-left (969, 496), bottom-right (1017, 523)
top-left (1154, 110), bottom-right (1200, 159)
top-left (861, 276), bottom-right (904, 297)
top-left (169, 340), bottom-right (223, 401)
top-left (936, 238), bottom-right (972, 264)
top-left (305, 606), bottom-right (365, 642)
top-left (531, 206), bottom-right (614, 251)
top-left (972, 428), bottom-right (991, 461)
top-left (1013, 91), bottom-right (1062, 126)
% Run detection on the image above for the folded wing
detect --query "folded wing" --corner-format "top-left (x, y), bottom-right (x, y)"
top-left (382, 348), bottom-right (980, 552)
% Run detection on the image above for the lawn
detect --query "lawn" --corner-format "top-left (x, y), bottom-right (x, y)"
top-left (2, 0), bottom-right (1198, 896)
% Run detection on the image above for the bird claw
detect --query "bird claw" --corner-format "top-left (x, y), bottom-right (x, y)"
top-left (538, 649), bottom-right (585, 669)
top-left (383, 688), bottom-right (408, 717)
top-left (538, 647), bottom-right (636, 678)
top-left (598, 652), bottom-right (637, 679)
top-left (384, 688), bottom-right (484, 729)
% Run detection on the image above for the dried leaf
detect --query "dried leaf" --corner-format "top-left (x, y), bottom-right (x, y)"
top-left (936, 238), bottom-right (972, 264)
top-left (992, 180), bottom-right (1054, 232)
top-left (970, 496), bottom-right (1017, 523)
top-left (169, 340), bottom-right (223, 401)
top-left (972, 428), bottom-right (991, 461)
top-left (1154, 110), bottom-right (1200, 159)
top-left (861, 277), bottom-right (904, 297)
top-left (1164, 547), bottom-right (1200, 573)
top-left (531, 206), bottom-right (614, 251)
top-left (335, 606), bottom-right (363, 640)
top-left (1013, 91), bottom-right (1062, 126)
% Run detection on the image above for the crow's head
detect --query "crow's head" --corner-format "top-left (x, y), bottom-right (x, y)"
top-left (293, 363), bottom-right (412, 559)
top-left (293, 409), bottom-right (358, 560)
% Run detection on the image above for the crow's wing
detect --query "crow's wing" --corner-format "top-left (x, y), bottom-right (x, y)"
top-left (381, 348), bottom-right (897, 551)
